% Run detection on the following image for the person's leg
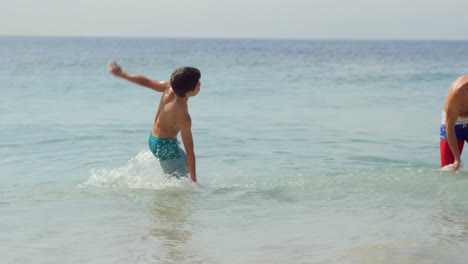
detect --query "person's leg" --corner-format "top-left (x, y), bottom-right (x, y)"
top-left (440, 139), bottom-right (464, 167)
top-left (148, 133), bottom-right (187, 177)
top-left (159, 146), bottom-right (187, 178)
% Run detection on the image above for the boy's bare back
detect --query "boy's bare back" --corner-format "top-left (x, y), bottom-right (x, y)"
top-left (152, 86), bottom-right (190, 139)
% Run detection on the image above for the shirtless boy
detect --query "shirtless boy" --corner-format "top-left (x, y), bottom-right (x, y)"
top-left (440, 76), bottom-right (468, 171)
top-left (108, 62), bottom-right (200, 182)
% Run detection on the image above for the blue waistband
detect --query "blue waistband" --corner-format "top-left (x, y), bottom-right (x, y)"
top-left (440, 124), bottom-right (468, 140)
top-left (149, 134), bottom-right (178, 144)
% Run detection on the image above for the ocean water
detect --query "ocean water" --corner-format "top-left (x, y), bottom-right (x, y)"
top-left (1, 36), bottom-right (468, 263)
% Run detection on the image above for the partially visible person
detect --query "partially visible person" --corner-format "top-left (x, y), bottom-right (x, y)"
top-left (440, 75), bottom-right (468, 171)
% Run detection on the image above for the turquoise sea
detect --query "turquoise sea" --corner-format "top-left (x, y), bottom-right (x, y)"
top-left (1, 36), bottom-right (468, 263)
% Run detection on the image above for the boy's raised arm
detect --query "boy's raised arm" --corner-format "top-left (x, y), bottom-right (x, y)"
top-left (107, 61), bottom-right (168, 92)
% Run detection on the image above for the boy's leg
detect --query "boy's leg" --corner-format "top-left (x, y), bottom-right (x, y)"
top-left (149, 134), bottom-right (187, 177)
top-left (440, 139), bottom-right (464, 167)
top-left (159, 147), bottom-right (187, 178)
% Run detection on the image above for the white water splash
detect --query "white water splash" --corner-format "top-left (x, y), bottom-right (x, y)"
top-left (440, 161), bottom-right (464, 171)
top-left (81, 150), bottom-right (193, 190)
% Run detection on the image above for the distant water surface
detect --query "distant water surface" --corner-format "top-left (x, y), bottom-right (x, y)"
top-left (1, 36), bottom-right (468, 263)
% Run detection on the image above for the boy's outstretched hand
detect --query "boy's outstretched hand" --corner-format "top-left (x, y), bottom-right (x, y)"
top-left (107, 61), bottom-right (122, 76)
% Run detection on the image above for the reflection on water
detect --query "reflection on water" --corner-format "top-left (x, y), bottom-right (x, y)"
top-left (148, 190), bottom-right (199, 264)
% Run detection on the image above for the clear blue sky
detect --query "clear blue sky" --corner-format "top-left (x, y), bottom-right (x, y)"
top-left (1, 0), bottom-right (467, 40)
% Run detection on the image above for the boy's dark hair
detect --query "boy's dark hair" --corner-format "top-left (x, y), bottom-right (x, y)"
top-left (170, 67), bottom-right (201, 97)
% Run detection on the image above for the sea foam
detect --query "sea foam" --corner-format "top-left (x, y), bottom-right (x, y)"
top-left (81, 150), bottom-right (192, 190)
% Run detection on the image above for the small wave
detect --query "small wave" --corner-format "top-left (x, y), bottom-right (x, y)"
top-left (81, 150), bottom-right (193, 190)
top-left (440, 162), bottom-right (464, 171)
top-left (80, 153), bottom-right (451, 198)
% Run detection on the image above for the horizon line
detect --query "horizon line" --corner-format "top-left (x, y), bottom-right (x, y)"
top-left (1, 34), bottom-right (468, 42)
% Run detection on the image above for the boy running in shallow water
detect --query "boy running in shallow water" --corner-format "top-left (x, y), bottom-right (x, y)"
top-left (108, 62), bottom-right (200, 182)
